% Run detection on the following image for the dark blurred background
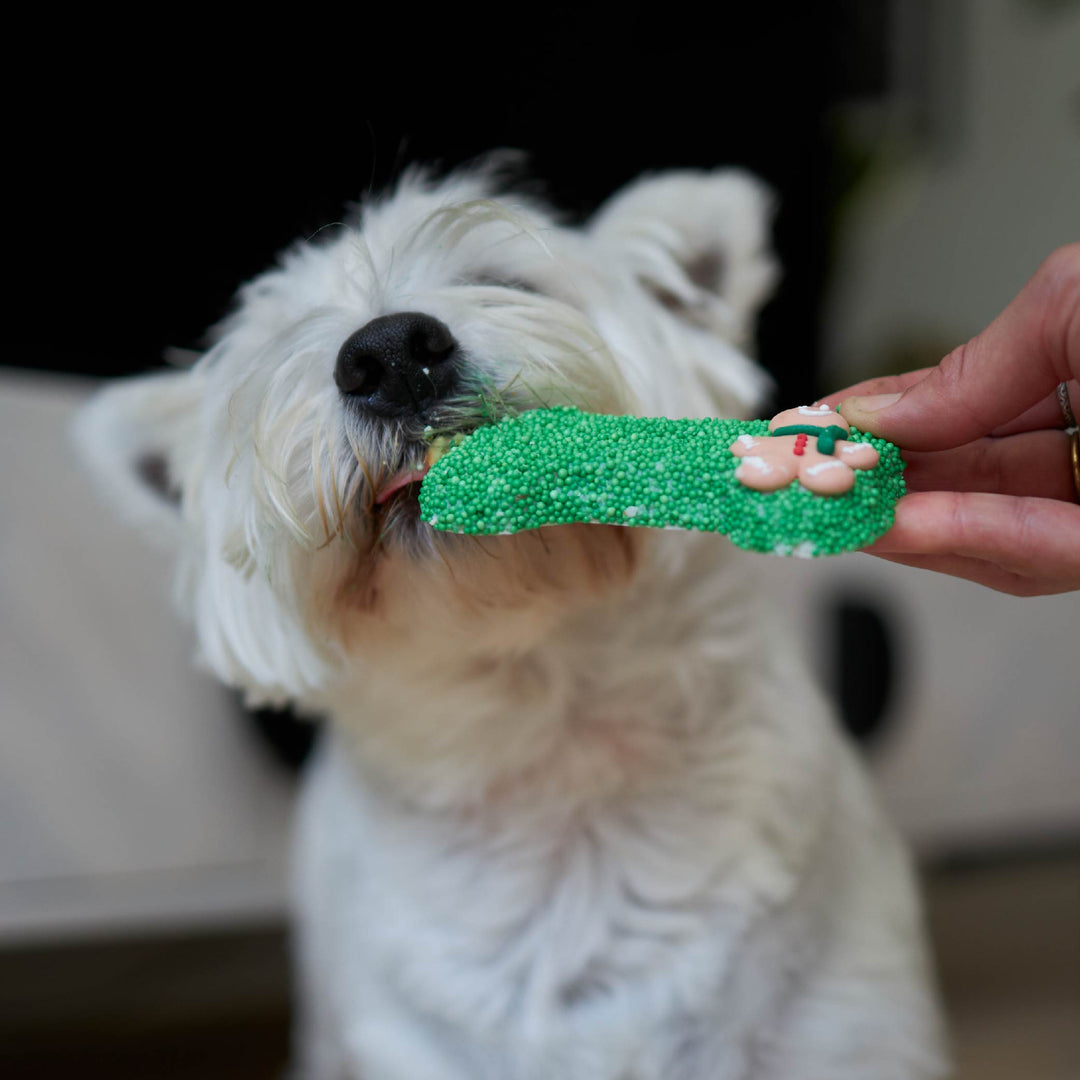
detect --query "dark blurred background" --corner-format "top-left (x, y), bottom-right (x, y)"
top-left (4, 4), bottom-right (1078, 1078)
top-left (10, 4), bottom-right (892, 405)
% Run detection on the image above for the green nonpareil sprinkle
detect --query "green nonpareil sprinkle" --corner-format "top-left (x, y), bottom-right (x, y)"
top-left (418, 406), bottom-right (905, 557)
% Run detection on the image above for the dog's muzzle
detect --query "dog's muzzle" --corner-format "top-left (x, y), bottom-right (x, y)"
top-left (335, 312), bottom-right (460, 419)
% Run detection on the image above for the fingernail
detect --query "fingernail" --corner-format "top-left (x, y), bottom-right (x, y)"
top-left (847, 392), bottom-right (901, 413)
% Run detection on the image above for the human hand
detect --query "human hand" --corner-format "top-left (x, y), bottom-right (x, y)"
top-left (818, 244), bottom-right (1080, 596)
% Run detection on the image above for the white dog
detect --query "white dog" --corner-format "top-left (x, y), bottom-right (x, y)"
top-left (76, 161), bottom-right (946, 1079)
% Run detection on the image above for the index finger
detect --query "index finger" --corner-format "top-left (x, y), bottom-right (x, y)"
top-left (814, 369), bottom-right (933, 413)
top-left (821, 376), bottom-right (1079, 437)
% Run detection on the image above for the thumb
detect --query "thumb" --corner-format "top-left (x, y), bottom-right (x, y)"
top-left (839, 244), bottom-right (1080, 452)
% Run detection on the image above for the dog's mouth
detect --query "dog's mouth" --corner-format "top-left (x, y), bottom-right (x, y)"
top-left (367, 430), bottom-right (465, 524)
top-left (370, 429), bottom-right (468, 510)
top-left (374, 465), bottom-right (430, 507)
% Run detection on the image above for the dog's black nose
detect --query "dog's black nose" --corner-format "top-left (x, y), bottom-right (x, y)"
top-left (335, 312), bottom-right (459, 417)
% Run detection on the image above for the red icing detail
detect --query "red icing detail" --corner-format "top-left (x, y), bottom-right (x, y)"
top-left (793, 433), bottom-right (808, 457)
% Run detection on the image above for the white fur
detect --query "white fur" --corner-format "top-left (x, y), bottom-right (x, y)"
top-left (75, 162), bottom-right (946, 1079)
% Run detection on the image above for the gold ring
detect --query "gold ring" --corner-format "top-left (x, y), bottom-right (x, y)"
top-left (1071, 428), bottom-right (1080, 504)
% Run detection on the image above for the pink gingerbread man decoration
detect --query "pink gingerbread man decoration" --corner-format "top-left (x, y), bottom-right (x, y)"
top-left (729, 405), bottom-right (880, 496)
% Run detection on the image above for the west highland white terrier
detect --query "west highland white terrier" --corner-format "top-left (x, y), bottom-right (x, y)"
top-left (76, 161), bottom-right (946, 1079)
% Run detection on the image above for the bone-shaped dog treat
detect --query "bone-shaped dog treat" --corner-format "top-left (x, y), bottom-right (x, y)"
top-left (419, 406), bottom-right (904, 556)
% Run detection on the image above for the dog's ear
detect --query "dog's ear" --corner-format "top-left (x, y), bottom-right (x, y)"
top-left (72, 368), bottom-right (204, 549)
top-left (588, 169), bottom-right (778, 348)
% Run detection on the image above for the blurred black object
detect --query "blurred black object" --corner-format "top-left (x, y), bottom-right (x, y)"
top-left (243, 703), bottom-right (321, 774)
top-left (14, 4), bottom-right (890, 409)
top-left (829, 594), bottom-right (901, 747)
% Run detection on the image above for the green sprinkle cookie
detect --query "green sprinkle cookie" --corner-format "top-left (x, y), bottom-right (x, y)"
top-left (419, 405), bottom-right (904, 557)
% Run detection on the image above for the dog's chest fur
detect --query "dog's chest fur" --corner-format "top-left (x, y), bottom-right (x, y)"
top-left (291, 535), bottom-right (930, 1078)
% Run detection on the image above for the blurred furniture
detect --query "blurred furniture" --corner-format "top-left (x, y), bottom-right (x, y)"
top-left (763, 556), bottom-right (1080, 857)
top-left (0, 370), bottom-right (293, 943)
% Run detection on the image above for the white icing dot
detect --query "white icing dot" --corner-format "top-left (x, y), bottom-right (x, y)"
top-left (797, 405), bottom-right (833, 416)
top-left (737, 433), bottom-right (757, 448)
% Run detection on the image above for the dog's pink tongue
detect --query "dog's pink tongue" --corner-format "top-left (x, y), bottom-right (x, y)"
top-left (375, 466), bottom-right (430, 505)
